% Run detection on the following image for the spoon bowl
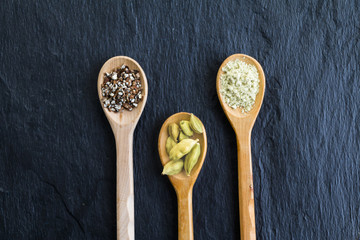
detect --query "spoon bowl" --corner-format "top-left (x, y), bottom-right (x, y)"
top-left (216, 54), bottom-right (265, 127)
top-left (158, 112), bottom-right (207, 183)
top-left (98, 56), bottom-right (148, 240)
top-left (216, 54), bottom-right (265, 240)
top-left (158, 112), bottom-right (207, 240)
top-left (98, 56), bottom-right (148, 127)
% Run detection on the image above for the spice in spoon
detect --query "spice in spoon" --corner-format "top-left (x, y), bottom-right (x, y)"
top-left (101, 65), bottom-right (143, 112)
top-left (162, 114), bottom-right (204, 176)
top-left (220, 59), bottom-right (260, 112)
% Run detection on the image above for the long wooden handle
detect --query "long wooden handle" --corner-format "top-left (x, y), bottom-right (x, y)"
top-left (115, 128), bottom-right (135, 240)
top-left (176, 188), bottom-right (193, 240)
top-left (236, 131), bottom-right (256, 240)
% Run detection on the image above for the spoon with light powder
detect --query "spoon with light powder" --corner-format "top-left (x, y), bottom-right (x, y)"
top-left (216, 54), bottom-right (265, 240)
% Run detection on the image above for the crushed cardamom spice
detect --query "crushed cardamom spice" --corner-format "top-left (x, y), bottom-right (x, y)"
top-left (101, 64), bottom-right (143, 112)
top-left (220, 59), bottom-right (260, 112)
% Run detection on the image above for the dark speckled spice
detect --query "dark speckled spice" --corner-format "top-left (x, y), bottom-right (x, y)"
top-left (101, 65), bottom-right (143, 112)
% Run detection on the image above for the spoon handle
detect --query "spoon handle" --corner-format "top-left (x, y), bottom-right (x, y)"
top-left (176, 188), bottom-right (194, 240)
top-left (115, 127), bottom-right (135, 240)
top-left (236, 131), bottom-right (256, 240)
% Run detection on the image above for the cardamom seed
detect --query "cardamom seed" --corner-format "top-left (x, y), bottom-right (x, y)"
top-left (189, 114), bottom-right (203, 134)
top-left (178, 131), bottom-right (189, 141)
top-left (169, 138), bottom-right (198, 160)
top-left (168, 123), bottom-right (180, 141)
top-left (179, 120), bottom-right (193, 137)
top-left (165, 137), bottom-right (177, 155)
top-left (184, 143), bottom-right (201, 176)
top-left (162, 159), bottom-right (184, 175)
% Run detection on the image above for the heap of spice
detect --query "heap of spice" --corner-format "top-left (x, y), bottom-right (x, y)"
top-left (101, 65), bottom-right (143, 112)
top-left (162, 114), bottom-right (204, 176)
top-left (220, 59), bottom-right (260, 112)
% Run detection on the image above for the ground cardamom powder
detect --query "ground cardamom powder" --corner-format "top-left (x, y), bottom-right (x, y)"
top-left (220, 59), bottom-right (260, 112)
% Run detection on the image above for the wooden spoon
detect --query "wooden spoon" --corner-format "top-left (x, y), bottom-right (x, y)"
top-left (158, 112), bottom-right (207, 240)
top-left (97, 56), bottom-right (148, 240)
top-left (216, 54), bottom-right (265, 240)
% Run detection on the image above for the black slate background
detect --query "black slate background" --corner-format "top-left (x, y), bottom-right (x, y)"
top-left (1, 0), bottom-right (360, 239)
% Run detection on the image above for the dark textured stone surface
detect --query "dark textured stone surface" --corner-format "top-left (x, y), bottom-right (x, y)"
top-left (1, 0), bottom-right (360, 239)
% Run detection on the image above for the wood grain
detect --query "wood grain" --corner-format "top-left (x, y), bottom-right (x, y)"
top-left (176, 186), bottom-right (194, 240)
top-left (98, 56), bottom-right (148, 240)
top-left (115, 126), bottom-right (135, 239)
top-left (216, 54), bottom-right (265, 240)
top-left (158, 112), bottom-right (207, 240)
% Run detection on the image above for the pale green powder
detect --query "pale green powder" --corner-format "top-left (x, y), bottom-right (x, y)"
top-left (220, 59), bottom-right (260, 112)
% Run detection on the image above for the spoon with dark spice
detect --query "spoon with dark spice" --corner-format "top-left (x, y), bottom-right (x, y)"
top-left (97, 56), bottom-right (148, 240)
top-left (216, 54), bottom-right (265, 240)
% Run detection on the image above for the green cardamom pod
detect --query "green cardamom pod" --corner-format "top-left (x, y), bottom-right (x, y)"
top-left (189, 114), bottom-right (203, 134)
top-left (168, 123), bottom-right (180, 141)
top-left (165, 137), bottom-right (177, 155)
top-left (178, 131), bottom-right (189, 141)
top-left (169, 138), bottom-right (198, 160)
top-left (179, 120), bottom-right (194, 137)
top-left (184, 143), bottom-right (201, 176)
top-left (162, 159), bottom-right (184, 175)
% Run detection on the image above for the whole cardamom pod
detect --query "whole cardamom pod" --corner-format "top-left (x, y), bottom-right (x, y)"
top-left (189, 114), bottom-right (203, 134)
top-left (162, 159), bottom-right (184, 175)
top-left (178, 131), bottom-right (189, 141)
top-left (184, 143), bottom-right (201, 176)
top-left (169, 138), bottom-right (198, 160)
top-left (179, 120), bottom-right (194, 137)
top-left (168, 123), bottom-right (180, 141)
top-left (165, 137), bottom-right (177, 155)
